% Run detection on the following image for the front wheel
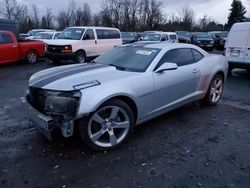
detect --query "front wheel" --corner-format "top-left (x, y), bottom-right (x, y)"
top-left (75, 51), bottom-right (86, 63)
top-left (203, 74), bottom-right (224, 105)
top-left (26, 51), bottom-right (38, 64)
top-left (79, 99), bottom-right (134, 151)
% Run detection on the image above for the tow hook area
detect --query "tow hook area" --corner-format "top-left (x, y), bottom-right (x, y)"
top-left (61, 120), bottom-right (74, 137)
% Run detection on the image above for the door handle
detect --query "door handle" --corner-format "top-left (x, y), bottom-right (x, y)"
top-left (192, 69), bottom-right (199, 73)
top-left (12, 46), bottom-right (18, 48)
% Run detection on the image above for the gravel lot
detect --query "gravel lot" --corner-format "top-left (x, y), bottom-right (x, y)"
top-left (0, 57), bottom-right (250, 188)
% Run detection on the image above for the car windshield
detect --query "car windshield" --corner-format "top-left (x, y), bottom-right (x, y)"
top-left (176, 31), bottom-right (188, 37)
top-left (121, 32), bottom-right (136, 38)
top-left (141, 33), bottom-right (161, 41)
top-left (95, 46), bottom-right (161, 72)
top-left (58, 28), bottom-right (85, 40)
top-left (34, 33), bottom-right (53, 39)
top-left (195, 33), bottom-right (212, 39)
top-left (219, 32), bottom-right (228, 38)
top-left (28, 30), bottom-right (45, 36)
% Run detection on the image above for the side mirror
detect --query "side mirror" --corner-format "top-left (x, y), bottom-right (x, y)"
top-left (155, 62), bottom-right (178, 73)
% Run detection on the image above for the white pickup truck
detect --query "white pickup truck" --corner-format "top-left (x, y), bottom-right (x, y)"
top-left (46, 26), bottom-right (122, 63)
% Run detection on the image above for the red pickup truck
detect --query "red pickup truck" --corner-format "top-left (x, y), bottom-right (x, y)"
top-left (0, 30), bottom-right (45, 65)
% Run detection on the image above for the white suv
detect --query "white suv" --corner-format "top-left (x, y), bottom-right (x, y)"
top-left (46, 27), bottom-right (122, 63)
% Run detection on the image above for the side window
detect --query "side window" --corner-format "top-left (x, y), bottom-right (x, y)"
top-left (0, 33), bottom-right (13, 44)
top-left (161, 34), bottom-right (166, 41)
top-left (192, 49), bottom-right (204, 62)
top-left (157, 48), bottom-right (194, 69)
top-left (96, 29), bottom-right (120, 39)
top-left (170, 35), bottom-right (177, 40)
top-left (83, 29), bottom-right (95, 40)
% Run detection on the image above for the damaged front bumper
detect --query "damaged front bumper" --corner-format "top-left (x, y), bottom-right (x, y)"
top-left (21, 96), bottom-right (75, 139)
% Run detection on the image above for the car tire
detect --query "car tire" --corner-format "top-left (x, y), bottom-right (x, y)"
top-left (26, 50), bottom-right (38, 64)
top-left (203, 74), bottom-right (224, 106)
top-left (75, 51), bottom-right (86, 63)
top-left (78, 99), bottom-right (135, 151)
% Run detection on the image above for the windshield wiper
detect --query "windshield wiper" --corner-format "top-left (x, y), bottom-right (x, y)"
top-left (108, 64), bottom-right (126, 71)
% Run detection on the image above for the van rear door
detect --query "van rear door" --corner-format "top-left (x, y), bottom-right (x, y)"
top-left (244, 30), bottom-right (250, 63)
top-left (226, 30), bottom-right (248, 63)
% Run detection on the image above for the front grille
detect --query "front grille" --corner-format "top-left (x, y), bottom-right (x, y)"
top-left (28, 87), bottom-right (46, 113)
top-left (200, 41), bottom-right (210, 44)
top-left (47, 45), bottom-right (64, 53)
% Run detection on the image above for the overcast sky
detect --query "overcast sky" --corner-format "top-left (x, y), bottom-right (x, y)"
top-left (17, 0), bottom-right (250, 24)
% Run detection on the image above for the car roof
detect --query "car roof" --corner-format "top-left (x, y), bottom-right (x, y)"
top-left (126, 42), bottom-right (200, 50)
top-left (67, 26), bottom-right (120, 30)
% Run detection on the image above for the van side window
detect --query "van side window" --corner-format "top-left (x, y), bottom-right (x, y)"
top-left (192, 49), bottom-right (204, 62)
top-left (96, 29), bottom-right (120, 39)
top-left (83, 29), bottom-right (95, 40)
top-left (0, 33), bottom-right (13, 44)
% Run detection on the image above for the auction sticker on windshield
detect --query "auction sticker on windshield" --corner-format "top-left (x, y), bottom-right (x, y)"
top-left (136, 50), bottom-right (153, 55)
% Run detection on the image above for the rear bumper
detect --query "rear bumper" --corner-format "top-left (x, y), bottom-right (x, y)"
top-left (228, 62), bottom-right (250, 69)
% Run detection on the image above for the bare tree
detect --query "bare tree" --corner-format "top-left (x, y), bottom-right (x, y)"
top-left (31, 4), bottom-right (40, 28)
top-left (41, 8), bottom-right (54, 29)
top-left (57, 0), bottom-right (76, 29)
top-left (3, 0), bottom-right (17, 19)
top-left (82, 3), bottom-right (92, 25)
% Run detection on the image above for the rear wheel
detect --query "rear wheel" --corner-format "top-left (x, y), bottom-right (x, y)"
top-left (26, 51), bottom-right (38, 64)
top-left (203, 74), bottom-right (224, 105)
top-left (79, 99), bottom-right (134, 151)
top-left (75, 51), bottom-right (86, 63)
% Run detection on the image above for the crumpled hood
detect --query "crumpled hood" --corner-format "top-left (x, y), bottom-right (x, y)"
top-left (29, 63), bottom-right (139, 91)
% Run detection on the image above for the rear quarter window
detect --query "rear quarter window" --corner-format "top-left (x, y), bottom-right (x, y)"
top-left (192, 49), bottom-right (204, 62)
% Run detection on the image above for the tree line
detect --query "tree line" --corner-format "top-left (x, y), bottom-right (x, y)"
top-left (0, 0), bottom-right (248, 33)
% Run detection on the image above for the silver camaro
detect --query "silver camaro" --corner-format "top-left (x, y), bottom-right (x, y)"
top-left (23, 43), bottom-right (228, 150)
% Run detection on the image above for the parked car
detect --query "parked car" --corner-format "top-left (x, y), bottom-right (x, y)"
top-left (210, 31), bottom-right (228, 50)
top-left (140, 31), bottom-right (178, 43)
top-left (225, 22), bottom-right (250, 75)
top-left (33, 31), bottom-right (61, 42)
top-left (0, 30), bottom-right (45, 65)
top-left (23, 43), bottom-right (228, 151)
top-left (121, 32), bottom-right (138, 44)
top-left (26, 29), bottom-right (56, 39)
top-left (176, 31), bottom-right (191, 43)
top-left (20, 33), bottom-right (30, 39)
top-left (191, 32), bottom-right (214, 51)
top-left (46, 26), bottom-right (122, 63)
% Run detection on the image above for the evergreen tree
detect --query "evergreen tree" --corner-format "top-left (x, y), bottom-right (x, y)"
top-left (226, 0), bottom-right (246, 29)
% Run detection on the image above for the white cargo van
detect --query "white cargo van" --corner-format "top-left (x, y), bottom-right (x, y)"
top-left (225, 22), bottom-right (250, 74)
top-left (46, 27), bottom-right (122, 63)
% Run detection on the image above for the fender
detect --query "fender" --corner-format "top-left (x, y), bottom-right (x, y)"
top-left (77, 86), bottom-right (139, 118)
